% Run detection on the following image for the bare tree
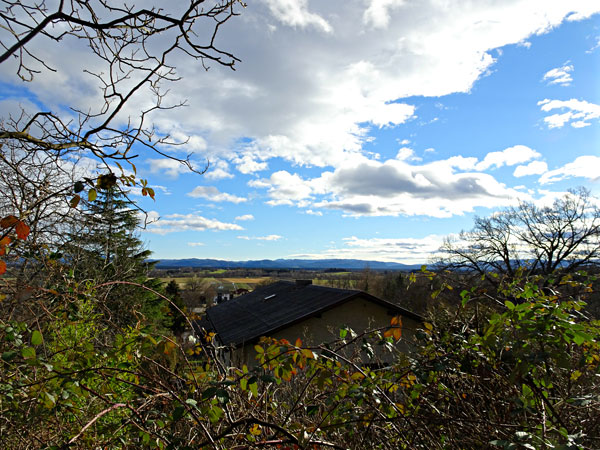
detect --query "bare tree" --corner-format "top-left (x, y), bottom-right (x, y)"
top-left (0, 0), bottom-right (242, 204)
top-left (437, 188), bottom-right (600, 283)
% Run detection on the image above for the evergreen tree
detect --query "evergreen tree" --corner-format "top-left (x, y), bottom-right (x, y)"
top-left (62, 188), bottom-right (169, 332)
top-left (165, 280), bottom-right (186, 335)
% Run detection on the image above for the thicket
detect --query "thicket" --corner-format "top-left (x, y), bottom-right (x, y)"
top-left (1, 246), bottom-right (599, 448)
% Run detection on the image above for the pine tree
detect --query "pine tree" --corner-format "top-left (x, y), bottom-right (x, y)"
top-left (165, 280), bottom-right (186, 335)
top-left (62, 188), bottom-right (169, 332)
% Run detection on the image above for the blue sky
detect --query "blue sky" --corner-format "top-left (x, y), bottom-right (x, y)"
top-left (1, 1), bottom-right (599, 264)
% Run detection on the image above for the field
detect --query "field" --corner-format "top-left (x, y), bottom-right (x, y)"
top-left (158, 276), bottom-right (273, 291)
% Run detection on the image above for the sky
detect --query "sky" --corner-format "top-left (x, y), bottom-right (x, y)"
top-left (1, 1), bottom-right (600, 264)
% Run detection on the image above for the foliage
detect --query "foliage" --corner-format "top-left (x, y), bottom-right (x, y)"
top-left (165, 280), bottom-right (186, 335)
top-left (1, 266), bottom-right (598, 448)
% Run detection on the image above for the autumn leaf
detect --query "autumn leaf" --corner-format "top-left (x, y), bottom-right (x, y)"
top-left (88, 188), bottom-right (97, 202)
top-left (70, 195), bottom-right (81, 208)
top-left (0, 215), bottom-right (18, 229)
top-left (384, 316), bottom-right (403, 340)
top-left (0, 260), bottom-right (6, 275)
top-left (15, 221), bottom-right (30, 240)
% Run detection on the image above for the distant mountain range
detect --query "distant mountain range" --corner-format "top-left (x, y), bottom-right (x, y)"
top-left (152, 258), bottom-right (423, 271)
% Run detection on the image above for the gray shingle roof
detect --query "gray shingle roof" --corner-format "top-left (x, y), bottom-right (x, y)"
top-left (195, 280), bottom-right (423, 347)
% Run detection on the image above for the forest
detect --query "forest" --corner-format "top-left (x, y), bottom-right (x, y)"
top-left (1, 1), bottom-right (600, 449)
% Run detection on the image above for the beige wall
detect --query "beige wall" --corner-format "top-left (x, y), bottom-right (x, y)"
top-left (230, 295), bottom-right (420, 367)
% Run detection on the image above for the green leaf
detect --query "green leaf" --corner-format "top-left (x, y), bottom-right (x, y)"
top-left (1, 350), bottom-right (17, 361)
top-left (249, 382), bottom-right (258, 398)
top-left (172, 406), bottom-right (185, 421)
top-left (88, 188), bottom-right (97, 202)
top-left (21, 346), bottom-right (36, 359)
top-left (215, 388), bottom-right (229, 404)
top-left (31, 330), bottom-right (43, 346)
top-left (202, 387), bottom-right (217, 400)
top-left (572, 331), bottom-right (592, 346)
top-left (74, 181), bottom-right (85, 193)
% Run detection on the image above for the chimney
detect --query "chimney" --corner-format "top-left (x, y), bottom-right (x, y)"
top-left (295, 279), bottom-right (312, 287)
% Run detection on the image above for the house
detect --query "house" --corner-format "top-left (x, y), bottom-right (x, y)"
top-left (195, 279), bottom-right (423, 366)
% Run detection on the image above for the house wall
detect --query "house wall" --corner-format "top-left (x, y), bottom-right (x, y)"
top-left (231, 295), bottom-right (420, 367)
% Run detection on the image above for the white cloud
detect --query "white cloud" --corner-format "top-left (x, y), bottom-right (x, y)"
top-left (538, 98), bottom-right (600, 128)
top-left (262, 0), bottom-right (332, 33)
top-left (235, 214), bottom-right (255, 221)
top-left (187, 186), bottom-right (247, 203)
top-left (251, 155), bottom-right (530, 218)
top-left (539, 156), bottom-right (600, 184)
top-left (249, 170), bottom-right (314, 206)
top-left (144, 212), bottom-right (244, 234)
top-left (148, 159), bottom-right (194, 178)
top-left (542, 63), bottom-right (573, 86)
top-left (305, 209), bottom-right (323, 216)
top-left (2, 0), bottom-right (599, 200)
top-left (396, 147), bottom-right (422, 162)
top-left (233, 154), bottom-right (269, 174)
top-left (237, 234), bottom-right (282, 241)
top-left (587, 36), bottom-right (600, 53)
top-left (290, 234), bottom-right (444, 264)
top-left (475, 145), bottom-right (541, 171)
top-left (204, 160), bottom-right (234, 180)
top-left (363, 0), bottom-right (405, 29)
top-left (187, 242), bottom-right (205, 247)
top-left (513, 160), bottom-right (548, 177)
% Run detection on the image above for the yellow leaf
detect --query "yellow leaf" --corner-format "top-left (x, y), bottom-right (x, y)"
top-left (295, 337), bottom-right (302, 347)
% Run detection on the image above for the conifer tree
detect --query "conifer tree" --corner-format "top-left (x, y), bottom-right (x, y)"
top-left (62, 188), bottom-right (169, 332)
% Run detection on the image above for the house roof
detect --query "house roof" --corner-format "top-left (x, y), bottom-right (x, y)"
top-left (195, 280), bottom-right (423, 347)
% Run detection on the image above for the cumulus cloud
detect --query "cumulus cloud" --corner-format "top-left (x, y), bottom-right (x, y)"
top-left (144, 212), bottom-right (244, 234)
top-left (542, 63), bottom-right (573, 86)
top-left (5, 1), bottom-right (599, 181)
top-left (396, 147), bottom-right (422, 162)
top-left (204, 160), bottom-right (234, 180)
top-left (249, 171), bottom-right (314, 206)
top-left (475, 145), bottom-right (541, 171)
top-left (235, 214), bottom-right (255, 221)
top-left (539, 156), bottom-right (600, 184)
top-left (513, 160), bottom-right (548, 177)
top-left (187, 186), bottom-right (247, 203)
top-left (538, 98), bottom-right (600, 128)
top-left (251, 155), bottom-right (529, 218)
top-left (237, 234), bottom-right (282, 241)
top-left (262, 0), bottom-right (333, 33)
top-left (187, 242), bottom-right (205, 247)
top-left (233, 154), bottom-right (269, 174)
